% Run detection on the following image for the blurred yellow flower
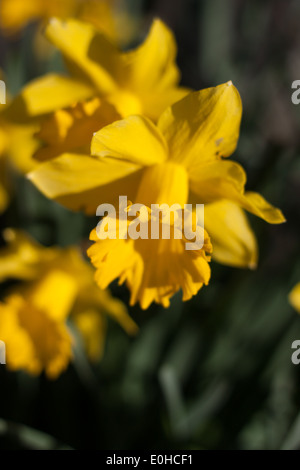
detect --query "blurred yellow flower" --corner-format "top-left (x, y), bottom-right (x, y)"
top-left (2, 120), bottom-right (42, 173)
top-left (29, 82), bottom-right (285, 278)
top-left (0, 229), bottom-right (137, 376)
top-left (42, 17), bottom-right (187, 120)
top-left (4, 18), bottom-right (187, 169)
top-left (0, 0), bottom-right (135, 46)
top-left (0, 0), bottom-right (74, 34)
top-left (0, 271), bottom-right (76, 379)
top-left (289, 283), bottom-right (300, 313)
top-left (0, 71), bottom-right (39, 186)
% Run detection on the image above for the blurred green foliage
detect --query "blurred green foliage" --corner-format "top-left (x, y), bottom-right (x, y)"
top-left (0, 0), bottom-right (300, 450)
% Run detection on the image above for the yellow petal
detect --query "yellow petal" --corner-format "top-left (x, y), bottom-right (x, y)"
top-left (73, 288), bottom-right (138, 362)
top-left (28, 152), bottom-right (144, 213)
top-left (29, 270), bottom-right (78, 322)
top-left (240, 191), bottom-right (286, 224)
top-left (189, 160), bottom-right (285, 224)
top-left (121, 19), bottom-right (180, 93)
top-left (0, 289), bottom-right (73, 379)
top-left (141, 87), bottom-right (191, 122)
top-left (28, 152), bottom-right (140, 196)
top-left (0, 229), bottom-right (57, 282)
top-left (88, 232), bottom-right (134, 289)
top-left (0, 0), bottom-right (44, 33)
top-left (5, 74), bottom-right (94, 120)
top-left (6, 121), bottom-right (41, 173)
top-left (189, 160), bottom-right (247, 202)
top-left (158, 82), bottom-right (242, 167)
top-left (39, 0), bottom-right (79, 19)
top-left (79, 0), bottom-right (118, 45)
top-left (203, 200), bottom-right (258, 269)
top-left (58, 170), bottom-right (144, 214)
top-left (71, 258), bottom-right (138, 337)
top-left (45, 18), bottom-right (119, 94)
top-left (289, 283), bottom-right (300, 313)
top-left (0, 0), bottom-right (77, 34)
top-left (91, 115), bottom-right (168, 165)
top-left (87, 287), bottom-right (138, 335)
top-left (0, 297), bottom-right (37, 373)
top-left (73, 308), bottom-right (107, 361)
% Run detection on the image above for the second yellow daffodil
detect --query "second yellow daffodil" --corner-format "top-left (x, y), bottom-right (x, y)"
top-left (4, 17), bottom-right (188, 171)
top-left (0, 229), bottom-right (137, 377)
top-left (0, 0), bottom-right (130, 46)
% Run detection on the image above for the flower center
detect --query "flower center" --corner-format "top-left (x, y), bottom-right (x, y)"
top-left (136, 162), bottom-right (189, 207)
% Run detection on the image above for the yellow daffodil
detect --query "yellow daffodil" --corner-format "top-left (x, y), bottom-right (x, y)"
top-left (0, 229), bottom-right (137, 376)
top-left (289, 283), bottom-right (300, 313)
top-left (202, 199), bottom-right (258, 269)
top-left (0, 0), bottom-right (74, 34)
top-left (0, 271), bottom-right (76, 378)
top-left (0, 0), bottom-right (129, 45)
top-left (41, 17), bottom-right (187, 121)
top-left (29, 82), bottom-right (285, 284)
top-left (4, 17), bottom-right (187, 169)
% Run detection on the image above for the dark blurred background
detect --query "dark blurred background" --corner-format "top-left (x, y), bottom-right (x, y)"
top-left (0, 0), bottom-right (300, 450)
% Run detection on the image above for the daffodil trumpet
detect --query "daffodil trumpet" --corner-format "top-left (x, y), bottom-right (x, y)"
top-left (96, 195), bottom-right (205, 251)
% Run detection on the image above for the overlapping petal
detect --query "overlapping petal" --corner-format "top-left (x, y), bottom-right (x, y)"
top-left (91, 115), bottom-right (168, 165)
top-left (0, 229), bottom-right (58, 282)
top-left (120, 19), bottom-right (180, 92)
top-left (158, 82), bottom-right (242, 167)
top-left (5, 74), bottom-right (94, 120)
top-left (28, 152), bottom-right (144, 212)
top-left (203, 201), bottom-right (258, 268)
top-left (45, 18), bottom-right (121, 94)
top-left (189, 160), bottom-right (247, 202)
top-left (190, 160), bottom-right (285, 224)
